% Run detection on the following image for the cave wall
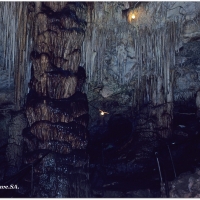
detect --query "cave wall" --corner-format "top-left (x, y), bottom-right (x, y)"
top-left (0, 1), bottom-right (199, 157)
top-left (0, 2), bottom-right (34, 110)
top-left (0, 2), bottom-right (33, 180)
top-left (80, 2), bottom-right (200, 140)
top-left (0, 2), bottom-right (90, 196)
top-left (0, 1), bottom-right (200, 197)
top-left (0, 2), bottom-right (32, 142)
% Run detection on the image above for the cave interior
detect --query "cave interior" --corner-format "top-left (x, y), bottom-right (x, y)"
top-left (0, 1), bottom-right (200, 198)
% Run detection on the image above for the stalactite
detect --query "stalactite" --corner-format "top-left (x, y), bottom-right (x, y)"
top-left (0, 3), bottom-right (32, 108)
top-left (79, 2), bottom-right (194, 147)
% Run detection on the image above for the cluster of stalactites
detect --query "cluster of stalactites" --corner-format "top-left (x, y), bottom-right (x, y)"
top-left (80, 2), bottom-right (183, 138)
top-left (81, 3), bottom-right (183, 106)
top-left (0, 2), bottom-right (18, 86)
top-left (134, 20), bottom-right (182, 103)
top-left (131, 21), bottom-right (182, 138)
top-left (0, 2), bottom-right (33, 109)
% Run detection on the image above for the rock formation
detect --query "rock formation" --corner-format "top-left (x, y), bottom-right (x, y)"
top-left (165, 168), bottom-right (200, 198)
top-left (23, 2), bottom-right (90, 197)
top-left (0, 1), bottom-right (200, 198)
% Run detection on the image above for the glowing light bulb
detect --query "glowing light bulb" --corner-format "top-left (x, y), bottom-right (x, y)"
top-left (99, 110), bottom-right (109, 116)
top-left (132, 14), bottom-right (135, 19)
top-left (100, 111), bottom-right (104, 116)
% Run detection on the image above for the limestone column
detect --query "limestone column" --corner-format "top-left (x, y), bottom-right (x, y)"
top-left (23, 2), bottom-right (90, 197)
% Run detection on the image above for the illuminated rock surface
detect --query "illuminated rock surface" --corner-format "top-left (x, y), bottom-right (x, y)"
top-left (0, 1), bottom-right (200, 198)
top-left (23, 2), bottom-right (90, 197)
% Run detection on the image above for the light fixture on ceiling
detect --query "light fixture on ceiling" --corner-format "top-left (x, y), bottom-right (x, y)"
top-left (128, 1), bottom-right (139, 23)
top-left (132, 14), bottom-right (136, 19)
top-left (130, 1), bottom-right (139, 21)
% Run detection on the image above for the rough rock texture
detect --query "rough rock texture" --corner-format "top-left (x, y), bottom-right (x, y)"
top-left (80, 2), bottom-right (200, 197)
top-left (81, 1), bottom-right (200, 163)
top-left (5, 112), bottom-right (27, 175)
top-left (0, 2), bottom-right (34, 110)
top-left (1, 1), bottom-right (200, 198)
top-left (166, 168), bottom-right (200, 198)
top-left (0, 2), bottom-right (34, 188)
top-left (25, 2), bottom-right (89, 156)
top-left (82, 1), bottom-right (200, 128)
top-left (23, 2), bottom-right (90, 197)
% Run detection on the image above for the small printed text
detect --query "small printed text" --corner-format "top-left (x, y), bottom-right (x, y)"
top-left (0, 185), bottom-right (19, 189)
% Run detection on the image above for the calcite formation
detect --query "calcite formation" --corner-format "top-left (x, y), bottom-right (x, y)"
top-left (23, 2), bottom-right (90, 197)
top-left (0, 2), bottom-right (34, 109)
top-left (24, 2), bottom-right (88, 156)
top-left (83, 2), bottom-right (200, 164)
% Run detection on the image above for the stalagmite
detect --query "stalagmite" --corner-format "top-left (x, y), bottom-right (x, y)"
top-left (23, 2), bottom-right (90, 197)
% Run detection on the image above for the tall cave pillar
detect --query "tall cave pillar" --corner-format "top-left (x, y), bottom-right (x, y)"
top-left (23, 2), bottom-right (90, 197)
